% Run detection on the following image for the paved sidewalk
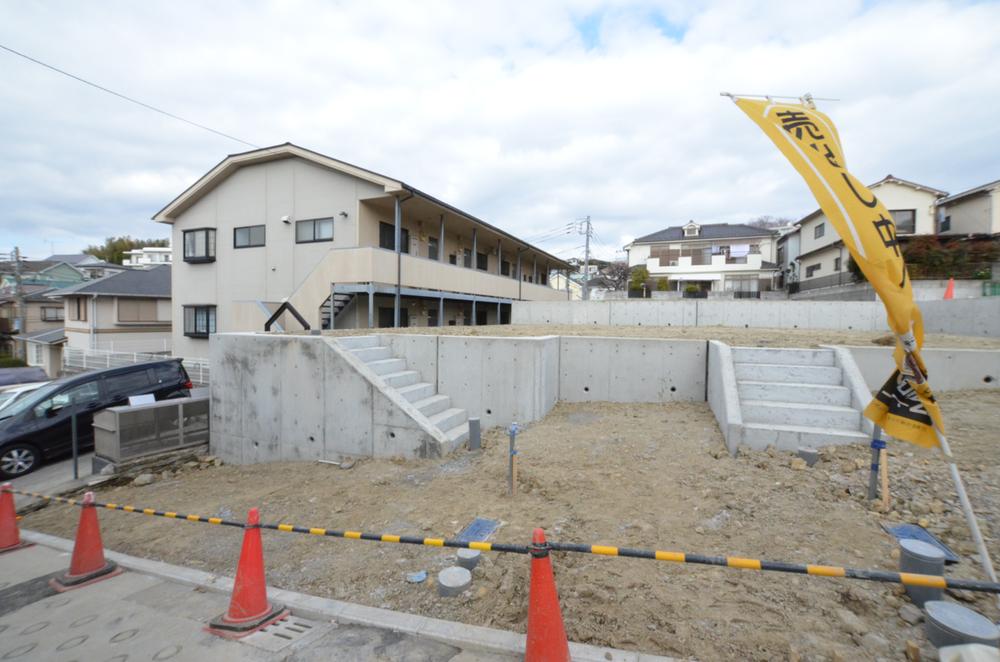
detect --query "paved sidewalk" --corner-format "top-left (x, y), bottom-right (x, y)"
top-left (8, 453), bottom-right (97, 510)
top-left (0, 544), bottom-right (512, 661)
top-left (2, 534), bottom-right (674, 661)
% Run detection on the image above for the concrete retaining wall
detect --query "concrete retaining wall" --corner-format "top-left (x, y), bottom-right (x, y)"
top-left (707, 341), bottom-right (742, 454)
top-left (210, 334), bottom-right (443, 464)
top-left (511, 298), bottom-right (1000, 336)
top-left (842, 346), bottom-right (1000, 392)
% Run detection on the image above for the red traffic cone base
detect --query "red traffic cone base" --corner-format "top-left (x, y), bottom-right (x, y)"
top-left (207, 507), bottom-right (288, 639)
top-left (0, 484), bottom-right (33, 555)
top-left (50, 492), bottom-right (122, 592)
top-left (525, 528), bottom-right (571, 662)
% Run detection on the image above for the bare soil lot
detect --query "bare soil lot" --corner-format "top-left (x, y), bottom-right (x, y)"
top-left (24, 391), bottom-right (1000, 661)
top-left (322, 323), bottom-right (1000, 349)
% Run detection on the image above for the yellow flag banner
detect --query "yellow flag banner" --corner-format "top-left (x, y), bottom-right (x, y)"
top-left (732, 97), bottom-right (944, 448)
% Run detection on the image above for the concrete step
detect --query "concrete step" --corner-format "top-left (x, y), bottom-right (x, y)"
top-left (366, 358), bottom-right (407, 376)
top-left (742, 400), bottom-right (861, 429)
top-left (732, 347), bottom-right (835, 366)
top-left (742, 422), bottom-right (868, 451)
top-left (429, 407), bottom-right (467, 432)
top-left (397, 382), bottom-right (435, 403)
top-left (351, 346), bottom-right (392, 362)
top-left (738, 381), bottom-right (853, 406)
top-left (383, 370), bottom-right (420, 388)
top-left (339, 335), bottom-right (378, 350)
top-left (445, 422), bottom-right (470, 447)
top-left (414, 394), bottom-right (451, 418)
top-left (734, 362), bottom-right (843, 385)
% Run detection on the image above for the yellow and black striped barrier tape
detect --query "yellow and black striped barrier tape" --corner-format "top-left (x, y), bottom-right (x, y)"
top-left (7, 486), bottom-right (1000, 594)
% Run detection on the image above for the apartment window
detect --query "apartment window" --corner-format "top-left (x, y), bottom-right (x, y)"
top-left (70, 297), bottom-right (87, 322)
top-left (234, 225), bottom-right (266, 248)
top-left (183, 228), bottom-right (216, 262)
top-left (476, 252), bottom-right (488, 271)
top-left (940, 215), bottom-right (951, 233)
top-left (183, 305), bottom-right (216, 338)
top-left (118, 298), bottom-right (159, 322)
top-left (833, 257), bottom-right (842, 272)
top-left (428, 237), bottom-right (439, 261)
top-left (805, 263), bottom-right (821, 278)
top-left (41, 307), bottom-right (64, 322)
top-left (501, 260), bottom-right (510, 276)
top-left (296, 218), bottom-right (334, 243)
top-left (378, 222), bottom-right (409, 253)
top-left (448, 254), bottom-right (457, 265)
top-left (814, 223), bottom-right (825, 239)
top-left (890, 209), bottom-right (916, 234)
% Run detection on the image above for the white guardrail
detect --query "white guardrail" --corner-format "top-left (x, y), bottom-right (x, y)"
top-left (63, 347), bottom-right (210, 386)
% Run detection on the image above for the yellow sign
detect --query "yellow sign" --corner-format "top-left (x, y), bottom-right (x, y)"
top-left (733, 97), bottom-right (943, 447)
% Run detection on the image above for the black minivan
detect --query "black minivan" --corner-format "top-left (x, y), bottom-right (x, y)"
top-left (0, 360), bottom-right (192, 479)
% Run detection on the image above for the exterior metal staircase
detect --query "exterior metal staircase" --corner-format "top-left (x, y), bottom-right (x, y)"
top-left (320, 293), bottom-right (355, 330)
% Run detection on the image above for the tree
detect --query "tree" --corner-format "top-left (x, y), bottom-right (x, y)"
top-left (746, 215), bottom-right (794, 229)
top-left (604, 261), bottom-right (630, 291)
top-left (84, 236), bottom-right (169, 264)
top-left (629, 265), bottom-right (649, 291)
top-left (656, 278), bottom-right (669, 291)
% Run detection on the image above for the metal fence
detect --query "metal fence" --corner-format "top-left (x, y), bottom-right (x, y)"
top-left (93, 396), bottom-right (209, 466)
top-left (63, 347), bottom-right (210, 385)
top-left (788, 272), bottom-right (858, 294)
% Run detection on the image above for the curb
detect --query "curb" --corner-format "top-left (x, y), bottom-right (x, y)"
top-left (21, 529), bottom-right (679, 661)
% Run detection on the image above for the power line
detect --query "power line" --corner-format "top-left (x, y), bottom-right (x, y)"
top-left (0, 43), bottom-right (259, 149)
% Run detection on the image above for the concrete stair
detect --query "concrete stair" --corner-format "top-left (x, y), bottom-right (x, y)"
top-left (733, 346), bottom-right (867, 450)
top-left (341, 335), bottom-right (469, 447)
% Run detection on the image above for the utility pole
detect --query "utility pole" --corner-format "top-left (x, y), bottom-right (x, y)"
top-left (578, 216), bottom-right (593, 300)
top-left (13, 247), bottom-right (25, 360)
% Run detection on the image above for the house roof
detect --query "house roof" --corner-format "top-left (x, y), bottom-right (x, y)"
top-left (938, 178), bottom-right (1000, 205)
top-left (44, 254), bottom-right (99, 265)
top-left (48, 265), bottom-right (171, 299)
top-left (17, 327), bottom-right (67, 345)
top-left (152, 142), bottom-right (572, 270)
top-left (795, 174), bottom-right (947, 226)
top-left (632, 223), bottom-right (776, 244)
top-left (0, 285), bottom-right (58, 303)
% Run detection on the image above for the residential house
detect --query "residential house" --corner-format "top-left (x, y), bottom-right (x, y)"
top-left (624, 222), bottom-right (779, 294)
top-left (776, 225), bottom-right (801, 287)
top-left (795, 175), bottom-right (947, 288)
top-left (153, 143), bottom-right (572, 358)
top-left (0, 285), bottom-right (66, 356)
top-left (123, 246), bottom-right (173, 267)
top-left (17, 328), bottom-right (66, 378)
top-left (50, 265), bottom-right (172, 353)
top-left (43, 254), bottom-right (129, 280)
top-left (0, 259), bottom-right (87, 291)
top-left (936, 178), bottom-right (1000, 236)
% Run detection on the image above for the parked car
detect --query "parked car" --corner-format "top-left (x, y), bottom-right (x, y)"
top-left (0, 381), bottom-right (49, 413)
top-left (0, 360), bottom-right (192, 479)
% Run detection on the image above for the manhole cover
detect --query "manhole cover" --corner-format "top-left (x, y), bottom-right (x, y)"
top-left (241, 616), bottom-right (327, 653)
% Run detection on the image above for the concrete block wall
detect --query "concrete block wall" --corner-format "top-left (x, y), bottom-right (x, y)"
top-left (842, 346), bottom-right (1000, 392)
top-left (511, 298), bottom-right (1000, 336)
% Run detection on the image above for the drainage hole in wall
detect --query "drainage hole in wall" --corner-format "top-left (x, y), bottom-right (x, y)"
top-left (985, 375), bottom-right (995, 384)
top-left (584, 386), bottom-right (590, 392)
top-left (308, 436), bottom-right (315, 442)
top-left (744, 324), bottom-right (748, 328)
top-left (848, 326), bottom-right (853, 330)
top-left (486, 409), bottom-right (492, 415)
top-left (670, 386), bottom-right (676, 392)
top-left (253, 442), bottom-right (259, 448)
top-left (389, 432), bottom-right (396, 438)
top-left (793, 324), bottom-right (798, 328)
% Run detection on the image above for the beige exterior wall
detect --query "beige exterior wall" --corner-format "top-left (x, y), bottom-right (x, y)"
top-left (797, 180), bottom-right (942, 281)
top-left (939, 190), bottom-right (997, 236)
top-left (797, 244), bottom-right (849, 282)
top-left (165, 155), bottom-right (568, 358)
top-left (62, 295), bottom-right (171, 352)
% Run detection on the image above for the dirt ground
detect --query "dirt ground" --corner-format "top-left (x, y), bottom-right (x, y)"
top-left (320, 323), bottom-right (1000, 349)
top-left (23, 390), bottom-right (1000, 661)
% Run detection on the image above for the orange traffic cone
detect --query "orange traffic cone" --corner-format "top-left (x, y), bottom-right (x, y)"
top-left (207, 507), bottom-right (288, 638)
top-left (0, 483), bottom-right (32, 554)
top-left (944, 277), bottom-right (955, 300)
top-left (525, 528), bottom-right (571, 662)
top-left (50, 491), bottom-right (123, 591)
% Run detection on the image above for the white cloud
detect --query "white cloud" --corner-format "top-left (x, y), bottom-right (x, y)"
top-left (1, 0), bottom-right (998, 262)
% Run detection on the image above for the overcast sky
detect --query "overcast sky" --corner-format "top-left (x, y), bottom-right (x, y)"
top-left (2, 0), bottom-right (998, 263)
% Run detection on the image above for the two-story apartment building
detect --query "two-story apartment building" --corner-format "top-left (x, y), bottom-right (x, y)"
top-left (153, 143), bottom-right (571, 358)
top-left (795, 175), bottom-right (947, 286)
top-left (936, 178), bottom-right (1000, 236)
top-left (624, 222), bottom-right (779, 294)
top-left (123, 246), bottom-right (173, 267)
top-left (52, 265), bottom-right (172, 353)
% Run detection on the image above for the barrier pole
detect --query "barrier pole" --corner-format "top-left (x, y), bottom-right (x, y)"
top-left (866, 426), bottom-right (884, 502)
top-left (71, 413), bottom-right (79, 480)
